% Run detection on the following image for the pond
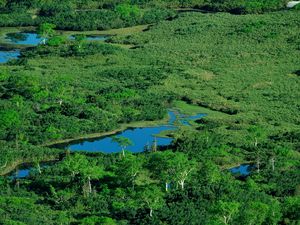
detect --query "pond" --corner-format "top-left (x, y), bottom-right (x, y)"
top-left (58, 111), bottom-right (207, 153)
top-left (8, 162), bottom-right (52, 179)
top-left (6, 110), bottom-right (206, 178)
top-left (229, 164), bottom-right (255, 176)
top-left (0, 33), bottom-right (109, 63)
top-left (5, 32), bottom-right (109, 46)
top-left (0, 50), bottom-right (20, 63)
top-left (5, 32), bottom-right (43, 45)
top-left (60, 125), bottom-right (176, 153)
top-left (12, 168), bottom-right (31, 179)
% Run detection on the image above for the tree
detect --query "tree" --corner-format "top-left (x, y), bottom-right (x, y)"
top-left (111, 188), bottom-right (139, 216)
top-left (113, 153), bottom-right (144, 189)
top-left (282, 196), bottom-right (300, 222)
top-left (240, 201), bottom-right (269, 225)
top-left (148, 151), bottom-right (196, 191)
top-left (45, 125), bottom-right (63, 140)
top-left (0, 109), bottom-right (22, 148)
top-left (247, 126), bottom-right (267, 173)
top-left (111, 136), bottom-right (133, 157)
top-left (139, 186), bottom-right (165, 217)
top-left (152, 137), bottom-right (157, 152)
top-left (174, 153), bottom-right (197, 190)
top-left (74, 34), bottom-right (86, 52)
top-left (0, 0), bottom-right (6, 8)
top-left (61, 154), bottom-right (104, 196)
top-left (34, 160), bottom-right (42, 174)
top-left (115, 3), bottom-right (140, 20)
top-left (216, 201), bottom-right (240, 225)
top-left (80, 216), bottom-right (117, 225)
top-left (37, 22), bottom-right (56, 44)
top-left (47, 35), bottom-right (66, 46)
top-left (247, 125), bottom-right (267, 148)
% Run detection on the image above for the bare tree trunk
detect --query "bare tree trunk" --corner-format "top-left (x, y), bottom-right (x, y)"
top-left (146, 142), bottom-right (150, 152)
top-left (223, 215), bottom-right (228, 225)
top-left (257, 159), bottom-right (260, 173)
top-left (165, 182), bottom-right (169, 192)
top-left (150, 208), bottom-right (153, 217)
top-left (88, 176), bottom-right (92, 194)
top-left (254, 137), bottom-right (258, 147)
top-left (131, 173), bottom-right (137, 190)
top-left (179, 181), bottom-right (185, 190)
top-left (152, 137), bottom-right (157, 152)
top-left (15, 180), bottom-right (20, 189)
top-left (37, 162), bottom-right (41, 174)
top-left (122, 148), bottom-right (125, 157)
top-left (270, 157), bottom-right (275, 171)
top-left (15, 133), bottom-right (19, 150)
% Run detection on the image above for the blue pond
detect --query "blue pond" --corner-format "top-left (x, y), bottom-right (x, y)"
top-left (5, 33), bottom-right (108, 46)
top-left (1, 32), bottom-right (109, 63)
top-left (0, 50), bottom-right (20, 63)
top-left (12, 168), bottom-right (30, 179)
top-left (229, 164), bottom-right (254, 176)
top-left (9, 163), bottom-right (51, 179)
top-left (62, 111), bottom-right (206, 153)
top-left (64, 111), bottom-right (178, 153)
top-left (5, 33), bottom-right (43, 45)
top-left (67, 125), bottom-right (176, 153)
top-left (7, 110), bottom-right (208, 178)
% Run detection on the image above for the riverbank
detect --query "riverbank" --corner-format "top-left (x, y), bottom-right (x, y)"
top-left (1, 112), bottom-right (174, 176)
top-left (0, 24), bottom-right (148, 45)
top-left (0, 155), bottom-right (60, 176)
top-left (42, 113), bottom-right (172, 147)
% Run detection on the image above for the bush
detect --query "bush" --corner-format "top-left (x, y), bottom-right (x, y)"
top-left (47, 36), bottom-right (67, 46)
top-left (142, 8), bottom-right (176, 24)
top-left (0, 12), bottom-right (35, 26)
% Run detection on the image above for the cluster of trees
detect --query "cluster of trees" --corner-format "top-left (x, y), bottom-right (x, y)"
top-left (0, 0), bottom-right (296, 29)
top-left (197, 0), bottom-right (289, 14)
top-left (0, 0), bottom-right (176, 30)
top-left (0, 129), bottom-right (299, 224)
top-left (37, 3), bottom-right (176, 31)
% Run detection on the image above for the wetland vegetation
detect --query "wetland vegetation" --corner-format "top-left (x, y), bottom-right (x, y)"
top-left (0, 0), bottom-right (299, 224)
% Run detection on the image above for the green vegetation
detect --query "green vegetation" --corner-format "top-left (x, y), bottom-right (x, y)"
top-left (0, 1), bottom-right (299, 224)
top-left (0, 0), bottom-right (176, 30)
top-left (0, 0), bottom-right (293, 30)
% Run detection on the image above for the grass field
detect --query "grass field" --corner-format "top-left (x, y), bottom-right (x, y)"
top-left (129, 11), bottom-right (300, 144)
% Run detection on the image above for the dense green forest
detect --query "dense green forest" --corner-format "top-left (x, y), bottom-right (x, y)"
top-left (0, 0), bottom-right (299, 224)
top-left (0, 0), bottom-right (293, 29)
